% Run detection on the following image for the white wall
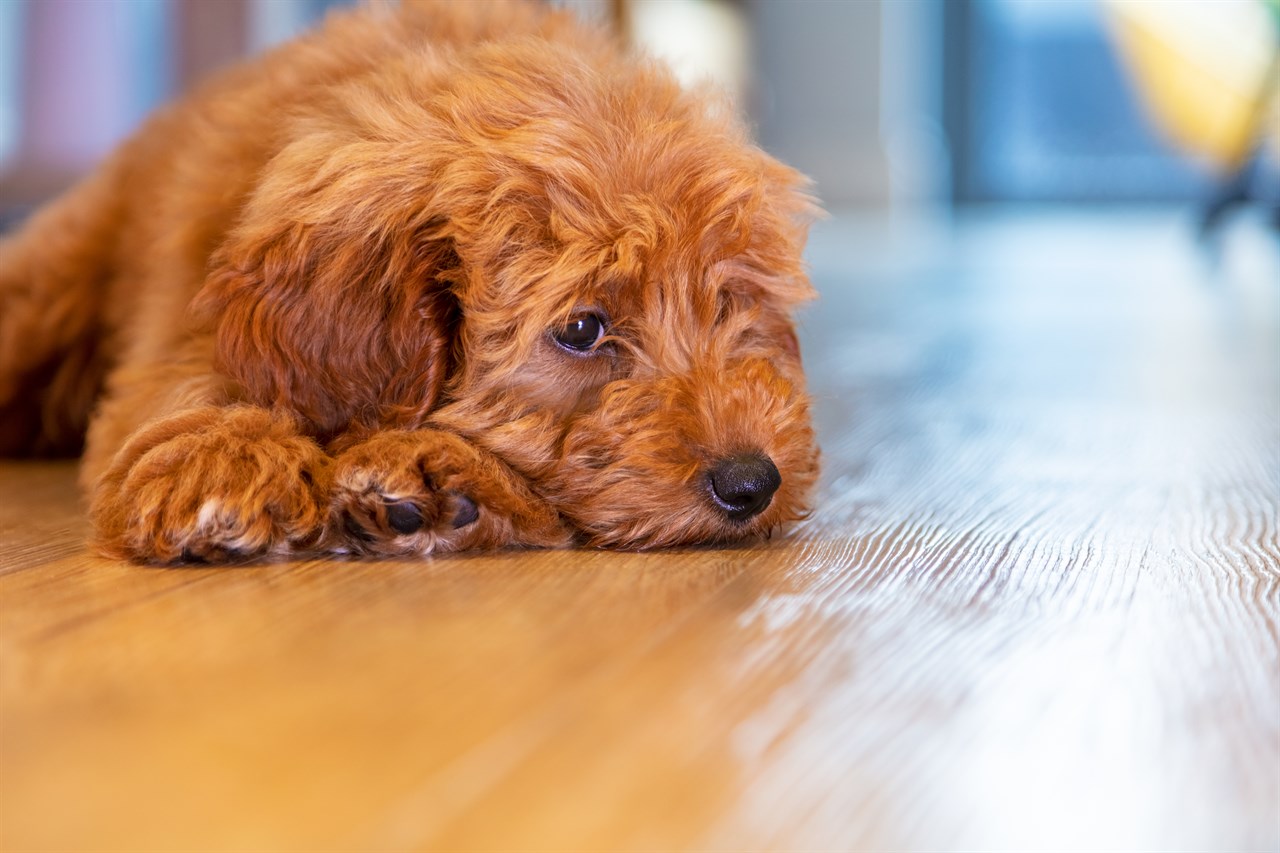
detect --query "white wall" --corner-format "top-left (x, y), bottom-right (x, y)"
top-left (748, 0), bottom-right (890, 207)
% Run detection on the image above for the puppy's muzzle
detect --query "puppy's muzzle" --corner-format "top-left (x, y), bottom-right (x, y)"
top-left (707, 452), bottom-right (781, 522)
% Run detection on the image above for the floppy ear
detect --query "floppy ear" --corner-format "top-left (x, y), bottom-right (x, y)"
top-left (193, 142), bottom-right (461, 439)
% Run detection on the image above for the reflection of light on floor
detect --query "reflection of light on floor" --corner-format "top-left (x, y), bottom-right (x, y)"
top-left (702, 210), bottom-right (1278, 850)
top-left (943, 606), bottom-right (1174, 851)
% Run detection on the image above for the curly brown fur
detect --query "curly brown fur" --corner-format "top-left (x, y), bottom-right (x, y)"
top-left (0, 0), bottom-right (819, 563)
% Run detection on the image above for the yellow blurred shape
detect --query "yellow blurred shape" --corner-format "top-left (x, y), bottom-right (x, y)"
top-left (1105, 0), bottom-right (1278, 168)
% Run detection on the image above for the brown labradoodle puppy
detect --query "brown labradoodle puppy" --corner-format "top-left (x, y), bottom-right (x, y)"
top-left (0, 0), bottom-right (819, 563)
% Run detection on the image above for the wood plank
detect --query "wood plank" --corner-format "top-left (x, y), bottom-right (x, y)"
top-left (1, 211), bottom-right (1276, 851)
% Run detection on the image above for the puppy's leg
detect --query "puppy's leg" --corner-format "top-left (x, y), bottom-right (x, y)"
top-left (329, 430), bottom-right (569, 555)
top-left (0, 169), bottom-right (121, 455)
top-left (91, 406), bottom-right (330, 563)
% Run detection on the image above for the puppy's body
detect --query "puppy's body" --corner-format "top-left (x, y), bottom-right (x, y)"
top-left (0, 0), bottom-right (818, 562)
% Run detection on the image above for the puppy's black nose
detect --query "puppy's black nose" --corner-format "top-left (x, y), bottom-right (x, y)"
top-left (708, 453), bottom-right (781, 521)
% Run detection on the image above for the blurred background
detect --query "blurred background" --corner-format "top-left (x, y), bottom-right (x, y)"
top-left (1, 7), bottom-right (1276, 848)
top-left (0, 0), bottom-right (1277, 235)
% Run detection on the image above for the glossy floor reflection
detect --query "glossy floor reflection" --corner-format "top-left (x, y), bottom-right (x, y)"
top-left (1, 209), bottom-right (1277, 851)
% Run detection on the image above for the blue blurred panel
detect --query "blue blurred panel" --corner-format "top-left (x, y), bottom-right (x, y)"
top-left (964, 0), bottom-right (1212, 202)
top-left (251, 0), bottom-right (357, 50)
top-left (118, 0), bottom-right (173, 127)
top-left (0, 0), bottom-right (23, 168)
top-left (310, 0), bottom-right (354, 13)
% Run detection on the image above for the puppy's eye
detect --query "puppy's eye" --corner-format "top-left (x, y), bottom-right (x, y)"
top-left (553, 313), bottom-right (606, 352)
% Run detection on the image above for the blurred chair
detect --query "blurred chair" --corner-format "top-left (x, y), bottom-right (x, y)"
top-left (1104, 0), bottom-right (1280, 234)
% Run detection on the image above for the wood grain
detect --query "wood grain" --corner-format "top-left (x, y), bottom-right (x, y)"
top-left (2, 211), bottom-right (1277, 851)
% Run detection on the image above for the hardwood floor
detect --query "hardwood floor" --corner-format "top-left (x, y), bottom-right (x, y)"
top-left (1, 211), bottom-right (1276, 851)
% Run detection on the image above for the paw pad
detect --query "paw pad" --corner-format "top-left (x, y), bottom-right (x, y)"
top-left (450, 493), bottom-right (479, 528)
top-left (385, 500), bottom-right (425, 534)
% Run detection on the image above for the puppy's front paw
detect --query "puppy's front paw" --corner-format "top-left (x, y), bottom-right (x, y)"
top-left (329, 430), bottom-right (568, 555)
top-left (92, 407), bottom-right (330, 563)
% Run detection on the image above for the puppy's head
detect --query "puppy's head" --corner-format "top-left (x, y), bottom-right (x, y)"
top-left (202, 27), bottom-right (819, 548)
